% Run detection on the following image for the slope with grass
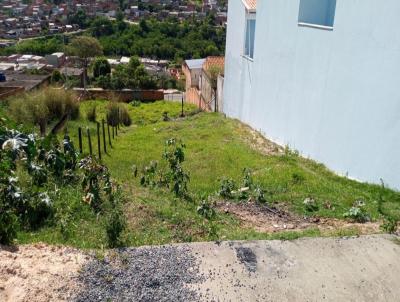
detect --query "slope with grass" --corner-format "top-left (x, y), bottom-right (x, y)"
top-left (4, 99), bottom-right (400, 248)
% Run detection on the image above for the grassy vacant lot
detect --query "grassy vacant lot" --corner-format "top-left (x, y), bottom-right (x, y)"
top-left (6, 100), bottom-right (400, 248)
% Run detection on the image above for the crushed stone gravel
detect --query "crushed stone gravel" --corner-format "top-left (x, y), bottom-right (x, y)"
top-left (74, 245), bottom-right (204, 302)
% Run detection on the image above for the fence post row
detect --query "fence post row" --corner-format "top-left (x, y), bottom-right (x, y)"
top-left (78, 120), bottom-right (121, 158)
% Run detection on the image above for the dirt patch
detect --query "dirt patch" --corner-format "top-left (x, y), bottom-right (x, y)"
top-left (237, 122), bottom-right (283, 156)
top-left (217, 201), bottom-right (382, 234)
top-left (0, 243), bottom-right (89, 302)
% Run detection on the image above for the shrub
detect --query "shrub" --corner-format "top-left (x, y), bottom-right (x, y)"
top-left (242, 168), bottom-right (253, 188)
top-left (0, 208), bottom-right (18, 245)
top-left (9, 93), bottom-right (49, 136)
top-left (106, 102), bottom-right (131, 126)
top-left (343, 206), bottom-right (370, 223)
top-left (105, 193), bottom-right (126, 248)
top-left (139, 138), bottom-right (190, 199)
top-left (381, 218), bottom-right (398, 234)
top-left (119, 106), bottom-right (132, 126)
top-left (44, 89), bottom-right (78, 120)
top-left (9, 89), bottom-right (79, 136)
top-left (303, 197), bottom-right (319, 212)
top-left (106, 102), bottom-right (120, 126)
top-left (197, 199), bottom-right (216, 220)
top-left (253, 185), bottom-right (267, 203)
top-left (130, 100), bottom-right (141, 107)
top-left (92, 57), bottom-right (111, 78)
top-left (218, 178), bottom-right (236, 199)
top-left (86, 105), bottom-right (97, 122)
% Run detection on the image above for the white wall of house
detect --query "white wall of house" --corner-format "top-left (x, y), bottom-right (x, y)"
top-left (224, 0), bottom-right (400, 189)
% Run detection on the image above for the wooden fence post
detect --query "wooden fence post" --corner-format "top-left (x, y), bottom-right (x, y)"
top-left (102, 119), bottom-right (107, 154)
top-left (107, 123), bottom-right (112, 147)
top-left (87, 128), bottom-right (92, 156)
top-left (78, 127), bottom-right (83, 153)
top-left (97, 122), bottom-right (101, 160)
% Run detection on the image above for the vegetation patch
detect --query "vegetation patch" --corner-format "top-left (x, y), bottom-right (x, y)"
top-left (1, 98), bottom-right (399, 248)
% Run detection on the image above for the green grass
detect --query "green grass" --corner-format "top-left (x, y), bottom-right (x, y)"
top-left (4, 100), bottom-right (400, 248)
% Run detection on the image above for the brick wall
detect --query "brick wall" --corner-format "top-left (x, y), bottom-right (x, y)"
top-left (73, 88), bottom-right (164, 103)
top-left (0, 86), bottom-right (25, 100)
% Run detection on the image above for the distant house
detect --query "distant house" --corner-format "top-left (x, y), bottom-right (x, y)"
top-left (182, 58), bottom-right (205, 92)
top-left (183, 57), bottom-right (224, 111)
top-left (45, 52), bottom-right (66, 68)
top-left (223, 0), bottom-right (400, 188)
top-left (199, 57), bottom-right (224, 112)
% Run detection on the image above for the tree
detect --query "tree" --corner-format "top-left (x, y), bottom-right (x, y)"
top-left (92, 57), bottom-right (111, 78)
top-left (90, 17), bottom-right (114, 38)
top-left (68, 36), bottom-right (103, 90)
top-left (68, 9), bottom-right (89, 29)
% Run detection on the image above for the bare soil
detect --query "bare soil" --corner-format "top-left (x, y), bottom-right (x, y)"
top-left (237, 122), bottom-right (284, 156)
top-left (0, 243), bottom-right (88, 302)
top-left (217, 201), bottom-right (383, 235)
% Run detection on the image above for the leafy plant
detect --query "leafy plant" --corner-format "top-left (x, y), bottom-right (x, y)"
top-left (303, 197), bottom-right (319, 212)
top-left (163, 138), bottom-right (189, 198)
top-left (105, 191), bottom-right (126, 248)
top-left (381, 218), bottom-right (397, 234)
top-left (242, 168), bottom-right (253, 188)
top-left (218, 178), bottom-right (236, 199)
top-left (343, 206), bottom-right (370, 223)
top-left (253, 185), bottom-right (267, 203)
top-left (0, 207), bottom-right (18, 245)
top-left (130, 100), bottom-right (141, 107)
top-left (140, 161), bottom-right (160, 187)
top-left (79, 156), bottom-right (113, 212)
top-left (197, 199), bottom-right (216, 220)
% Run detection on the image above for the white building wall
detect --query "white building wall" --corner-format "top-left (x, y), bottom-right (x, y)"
top-left (224, 0), bottom-right (400, 189)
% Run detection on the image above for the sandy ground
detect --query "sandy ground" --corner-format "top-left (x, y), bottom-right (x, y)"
top-left (1, 236), bottom-right (400, 301)
top-left (191, 235), bottom-right (400, 302)
top-left (0, 243), bottom-right (88, 302)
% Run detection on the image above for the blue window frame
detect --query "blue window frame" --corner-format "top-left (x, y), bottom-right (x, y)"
top-left (298, 0), bottom-right (337, 28)
top-left (244, 17), bottom-right (256, 59)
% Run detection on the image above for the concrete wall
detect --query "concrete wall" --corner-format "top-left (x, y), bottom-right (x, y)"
top-left (224, 0), bottom-right (400, 189)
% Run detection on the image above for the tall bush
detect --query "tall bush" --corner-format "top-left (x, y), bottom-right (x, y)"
top-left (106, 102), bottom-right (131, 127)
top-left (9, 89), bottom-right (79, 136)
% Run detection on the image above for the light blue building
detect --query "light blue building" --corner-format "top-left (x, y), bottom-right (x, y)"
top-left (223, 0), bottom-right (400, 189)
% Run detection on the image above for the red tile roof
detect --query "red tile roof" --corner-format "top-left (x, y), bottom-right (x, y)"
top-left (202, 56), bottom-right (225, 75)
top-left (242, 0), bottom-right (257, 11)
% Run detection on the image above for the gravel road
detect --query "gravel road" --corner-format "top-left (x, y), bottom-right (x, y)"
top-left (2, 235), bottom-right (400, 302)
top-left (74, 245), bottom-right (204, 302)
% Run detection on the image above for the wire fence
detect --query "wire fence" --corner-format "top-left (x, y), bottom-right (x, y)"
top-left (77, 119), bottom-right (121, 160)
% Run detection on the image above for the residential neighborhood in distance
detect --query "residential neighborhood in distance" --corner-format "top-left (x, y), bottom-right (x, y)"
top-left (0, 0), bottom-right (227, 41)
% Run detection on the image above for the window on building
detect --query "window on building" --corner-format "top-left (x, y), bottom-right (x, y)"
top-left (298, 0), bottom-right (336, 29)
top-left (244, 16), bottom-right (256, 59)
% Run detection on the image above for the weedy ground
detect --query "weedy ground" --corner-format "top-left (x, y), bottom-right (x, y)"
top-left (4, 100), bottom-right (400, 248)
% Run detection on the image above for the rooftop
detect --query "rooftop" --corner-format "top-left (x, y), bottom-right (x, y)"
top-left (242, 0), bottom-right (257, 12)
top-left (185, 58), bottom-right (206, 70)
top-left (202, 56), bottom-right (225, 74)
